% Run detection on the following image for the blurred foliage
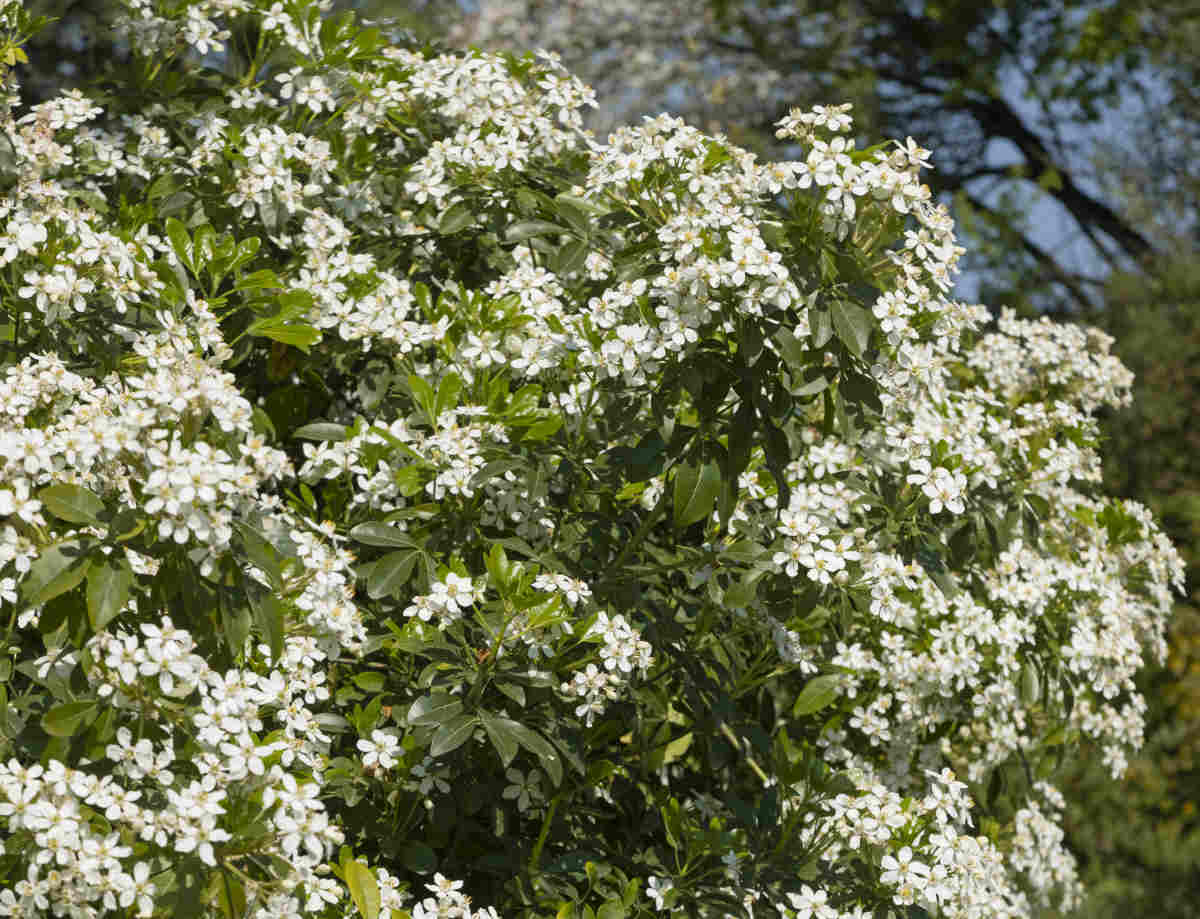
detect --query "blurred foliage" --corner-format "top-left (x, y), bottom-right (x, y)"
top-left (1056, 4), bottom-right (1200, 910)
top-left (1054, 248), bottom-right (1200, 918)
top-left (12, 0), bottom-right (127, 102)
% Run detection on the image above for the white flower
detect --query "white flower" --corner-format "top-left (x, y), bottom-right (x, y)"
top-left (646, 876), bottom-right (674, 911)
top-left (787, 884), bottom-right (836, 919)
top-left (357, 728), bottom-right (401, 770)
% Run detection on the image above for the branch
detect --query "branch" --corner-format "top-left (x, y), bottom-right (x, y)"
top-left (962, 191), bottom-right (1101, 314)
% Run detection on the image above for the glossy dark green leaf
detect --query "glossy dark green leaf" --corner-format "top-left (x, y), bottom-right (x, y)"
top-left (480, 710), bottom-right (520, 766)
top-left (830, 298), bottom-right (873, 357)
top-left (810, 307), bottom-right (833, 348)
top-left (349, 522), bottom-right (418, 548)
top-left (353, 672), bottom-right (385, 693)
top-left (165, 217), bottom-right (191, 270)
top-left (234, 268), bottom-right (281, 291)
top-left (234, 522), bottom-right (282, 589)
top-left (220, 602), bottom-right (253, 659)
top-left (247, 589), bottom-right (285, 663)
top-left (401, 842), bottom-right (438, 875)
top-left (553, 237), bottom-right (590, 275)
top-left (673, 462), bottom-right (721, 528)
top-left (249, 321), bottom-right (320, 352)
top-left (438, 200), bottom-right (475, 235)
top-left (506, 721), bottom-right (563, 786)
top-left (367, 549), bottom-right (420, 599)
top-left (430, 713), bottom-right (478, 757)
top-left (292, 422), bottom-right (347, 442)
top-left (86, 556), bottom-right (134, 632)
top-left (211, 868), bottom-right (246, 919)
top-left (408, 694), bottom-right (463, 727)
top-left (496, 681), bottom-right (526, 708)
top-left (506, 220), bottom-right (566, 242)
top-left (22, 541), bottom-right (93, 607)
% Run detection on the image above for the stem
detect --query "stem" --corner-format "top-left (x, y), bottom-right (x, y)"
top-left (527, 794), bottom-right (560, 874)
top-left (598, 484), bottom-right (671, 587)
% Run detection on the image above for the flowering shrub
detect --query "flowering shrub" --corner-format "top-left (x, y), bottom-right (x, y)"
top-left (0, 2), bottom-right (1185, 918)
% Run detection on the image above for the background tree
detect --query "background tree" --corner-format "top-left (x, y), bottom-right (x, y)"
top-left (414, 0), bottom-right (1192, 315)
top-left (1050, 5), bottom-right (1200, 909)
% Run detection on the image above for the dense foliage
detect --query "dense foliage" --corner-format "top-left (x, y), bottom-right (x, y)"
top-left (0, 2), bottom-right (1184, 918)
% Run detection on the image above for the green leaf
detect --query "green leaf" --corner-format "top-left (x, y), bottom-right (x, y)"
top-left (408, 693), bottom-right (463, 727)
top-left (247, 589), bottom-right (285, 663)
top-left (435, 373), bottom-right (463, 420)
top-left (673, 462), bottom-right (721, 528)
top-left (232, 235), bottom-right (261, 269)
top-left (793, 674), bottom-right (841, 717)
top-left (506, 220), bottom-right (566, 242)
top-left (292, 422), bottom-right (347, 442)
top-left (480, 711), bottom-right (520, 766)
top-left (430, 713), bottom-right (478, 757)
top-left (249, 322), bottom-right (320, 352)
top-left (408, 374), bottom-right (438, 424)
top-left (42, 700), bottom-right (96, 737)
top-left (21, 541), bottom-right (93, 607)
top-left (354, 672), bottom-right (385, 693)
top-left (552, 237), bottom-right (589, 275)
top-left (38, 484), bottom-right (104, 524)
top-left (506, 721), bottom-right (563, 786)
top-left (597, 902), bottom-right (626, 919)
top-left (220, 602), bottom-right (253, 659)
top-left (810, 308), bottom-right (833, 348)
top-left (234, 268), bottom-right (280, 291)
top-left (438, 201), bottom-right (475, 235)
top-left (349, 522), bottom-right (418, 548)
top-left (86, 556), bottom-right (134, 632)
top-left (830, 298), bottom-right (872, 357)
top-left (234, 522), bottom-right (283, 590)
top-left (165, 217), bottom-right (191, 270)
top-left (193, 224), bottom-right (215, 271)
top-left (484, 543), bottom-right (512, 591)
top-left (496, 681), bottom-right (526, 708)
top-left (367, 549), bottom-right (420, 599)
top-left (343, 860), bottom-right (381, 919)
top-left (648, 731), bottom-right (693, 770)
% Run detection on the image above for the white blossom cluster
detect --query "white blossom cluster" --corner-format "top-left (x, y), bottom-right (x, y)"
top-left (0, 621), bottom-right (351, 918)
top-left (402, 573), bottom-right (485, 629)
top-left (561, 612), bottom-right (653, 726)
